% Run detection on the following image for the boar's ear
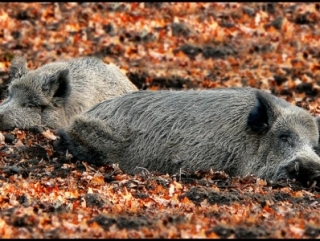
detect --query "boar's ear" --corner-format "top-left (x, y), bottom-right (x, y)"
top-left (247, 91), bottom-right (276, 134)
top-left (8, 56), bottom-right (28, 79)
top-left (42, 69), bottom-right (71, 106)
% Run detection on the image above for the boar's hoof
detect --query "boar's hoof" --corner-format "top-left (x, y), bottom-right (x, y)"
top-left (283, 159), bottom-right (320, 187)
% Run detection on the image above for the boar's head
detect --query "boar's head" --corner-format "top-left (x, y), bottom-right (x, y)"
top-left (0, 56), bottom-right (70, 130)
top-left (248, 90), bottom-right (320, 186)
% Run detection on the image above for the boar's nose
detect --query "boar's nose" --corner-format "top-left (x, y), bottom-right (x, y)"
top-left (0, 113), bottom-right (14, 130)
top-left (284, 158), bottom-right (320, 186)
top-left (0, 114), bottom-right (6, 130)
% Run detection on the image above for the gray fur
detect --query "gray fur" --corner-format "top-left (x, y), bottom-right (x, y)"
top-left (0, 56), bottom-right (138, 130)
top-left (55, 87), bottom-right (320, 183)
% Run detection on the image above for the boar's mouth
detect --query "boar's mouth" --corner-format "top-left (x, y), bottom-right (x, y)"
top-left (283, 159), bottom-right (320, 188)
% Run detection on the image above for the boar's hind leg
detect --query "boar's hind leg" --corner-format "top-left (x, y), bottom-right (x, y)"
top-left (55, 116), bottom-right (128, 166)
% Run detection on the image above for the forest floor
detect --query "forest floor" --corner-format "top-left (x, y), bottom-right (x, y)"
top-left (1, 2), bottom-right (320, 238)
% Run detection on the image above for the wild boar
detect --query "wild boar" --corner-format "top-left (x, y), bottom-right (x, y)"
top-left (55, 87), bottom-right (320, 184)
top-left (0, 56), bottom-right (138, 130)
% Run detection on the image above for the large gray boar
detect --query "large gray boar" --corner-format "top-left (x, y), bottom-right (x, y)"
top-left (55, 87), bottom-right (320, 184)
top-left (0, 56), bottom-right (138, 130)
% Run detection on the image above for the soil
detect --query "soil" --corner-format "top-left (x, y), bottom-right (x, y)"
top-left (0, 129), bottom-right (320, 238)
top-left (1, 2), bottom-right (320, 238)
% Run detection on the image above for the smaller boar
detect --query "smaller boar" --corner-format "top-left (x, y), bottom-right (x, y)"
top-left (0, 56), bottom-right (138, 130)
top-left (55, 87), bottom-right (320, 184)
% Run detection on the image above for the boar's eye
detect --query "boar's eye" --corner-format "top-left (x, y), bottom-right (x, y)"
top-left (279, 133), bottom-right (292, 146)
top-left (21, 103), bottom-right (37, 108)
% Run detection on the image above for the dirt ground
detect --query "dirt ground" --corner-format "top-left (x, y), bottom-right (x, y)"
top-left (1, 2), bottom-right (320, 238)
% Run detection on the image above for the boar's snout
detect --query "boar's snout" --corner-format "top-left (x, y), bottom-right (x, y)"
top-left (0, 113), bottom-right (15, 130)
top-left (280, 158), bottom-right (320, 186)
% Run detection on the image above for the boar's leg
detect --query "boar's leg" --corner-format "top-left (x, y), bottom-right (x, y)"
top-left (54, 116), bottom-right (129, 166)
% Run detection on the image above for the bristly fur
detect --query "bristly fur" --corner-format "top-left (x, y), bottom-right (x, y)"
top-left (0, 56), bottom-right (138, 130)
top-left (56, 87), bottom-right (320, 183)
